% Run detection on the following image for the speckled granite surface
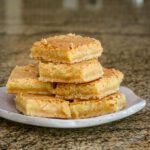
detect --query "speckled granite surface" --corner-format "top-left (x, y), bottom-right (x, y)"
top-left (0, 0), bottom-right (150, 149)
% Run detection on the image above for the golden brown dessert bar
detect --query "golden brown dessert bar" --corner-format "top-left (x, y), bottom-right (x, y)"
top-left (70, 92), bottom-right (126, 118)
top-left (6, 65), bottom-right (53, 95)
top-left (15, 92), bottom-right (126, 119)
top-left (39, 59), bottom-right (103, 83)
top-left (16, 94), bottom-right (71, 119)
top-left (31, 33), bottom-right (103, 64)
top-left (55, 68), bottom-right (124, 99)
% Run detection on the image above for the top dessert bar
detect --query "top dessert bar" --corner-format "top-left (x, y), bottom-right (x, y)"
top-left (31, 33), bottom-right (103, 64)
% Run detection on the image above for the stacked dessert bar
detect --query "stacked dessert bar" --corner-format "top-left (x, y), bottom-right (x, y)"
top-left (6, 34), bottom-right (126, 119)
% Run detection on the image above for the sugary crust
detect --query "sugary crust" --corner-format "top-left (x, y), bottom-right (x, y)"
top-left (15, 92), bottom-right (126, 119)
top-left (33, 34), bottom-right (102, 51)
top-left (31, 33), bottom-right (103, 64)
top-left (6, 64), bottom-right (53, 94)
top-left (8, 64), bottom-right (39, 80)
top-left (39, 59), bottom-right (103, 83)
top-left (55, 68), bottom-right (124, 99)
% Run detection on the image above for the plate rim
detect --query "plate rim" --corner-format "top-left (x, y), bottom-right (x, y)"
top-left (0, 86), bottom-right (146, 128)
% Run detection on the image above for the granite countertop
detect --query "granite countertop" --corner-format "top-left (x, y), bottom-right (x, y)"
top-left (0, 0), bottom-right (150, 149)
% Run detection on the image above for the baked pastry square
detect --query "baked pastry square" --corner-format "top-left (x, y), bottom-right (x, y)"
top-left (39, 59), bottom-right (103, 83)
top-left (31, 33), bottom-right (103, 64)
top-left (16, 94), bottom-right (71, 119)
top-left (70, 92), bottom-right (126, 119)
top-left (16, 92), bottom-right (126, 119)
top-left (6, 64), bottom-right (53, 95)
top-left (55, 68), bottom-right (124, 99)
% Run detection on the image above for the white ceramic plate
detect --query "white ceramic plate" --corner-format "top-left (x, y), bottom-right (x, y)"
top-left (0, 86), bottom-right (146, 128)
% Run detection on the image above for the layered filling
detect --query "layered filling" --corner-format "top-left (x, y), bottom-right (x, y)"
top-left (31, 43), bottom-right (102, 63)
